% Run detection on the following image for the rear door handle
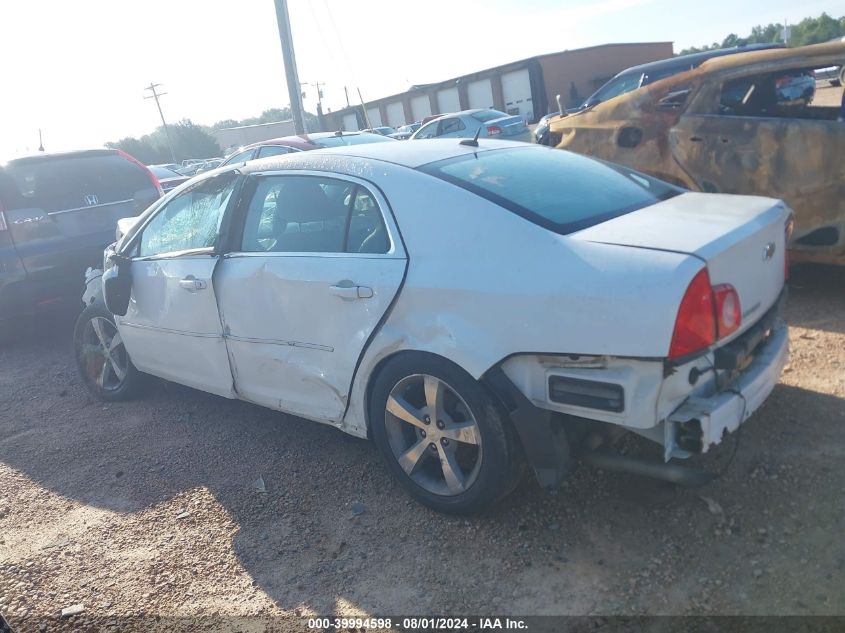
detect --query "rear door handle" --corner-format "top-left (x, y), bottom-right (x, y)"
top-left (179, 276), bottom-right (207, 291)
top-left (330, 282), bottom-right (374, 300)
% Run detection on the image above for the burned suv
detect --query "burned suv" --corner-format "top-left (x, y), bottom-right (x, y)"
top-left (0, 150), bottom-right (161, 339)
top-left (549, 41), bottom-right (845, 266)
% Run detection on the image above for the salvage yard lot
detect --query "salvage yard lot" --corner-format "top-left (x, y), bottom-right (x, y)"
top-left (0, 265), bottom-right (844, 628)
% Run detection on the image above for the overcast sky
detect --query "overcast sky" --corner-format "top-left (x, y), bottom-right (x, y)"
top-left (0, 0), bottom-right (839, 157)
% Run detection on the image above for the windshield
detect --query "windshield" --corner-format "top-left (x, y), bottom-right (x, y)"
top-left (472, 110), bottom-right (509, 123)
top-left (313, 134), bottom-right (395, 147)
top-left (583, 73), bottom-right (644, 107)
top-left (419, 147), bottom-right (680, 235)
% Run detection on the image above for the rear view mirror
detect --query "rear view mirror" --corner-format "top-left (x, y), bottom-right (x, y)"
top-left (102, 256), bottom-right (132, 316)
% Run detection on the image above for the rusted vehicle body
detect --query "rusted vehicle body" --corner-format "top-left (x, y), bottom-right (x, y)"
top-left (550, 42), bottom-right (845, 265)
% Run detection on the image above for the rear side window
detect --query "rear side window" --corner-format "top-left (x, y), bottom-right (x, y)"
top-left (4, 153), bottom-right (150, 212)
top-left (239, 175), bottom-right (389, 254)
top-left (419, 147), bottom-right (680, 235)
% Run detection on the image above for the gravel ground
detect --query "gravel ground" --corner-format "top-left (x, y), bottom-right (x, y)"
top-left (0, 264), bottom-right (843, 632)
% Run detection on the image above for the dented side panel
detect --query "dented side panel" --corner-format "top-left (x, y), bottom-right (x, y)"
top-left (214, 254), bottom-right (406, 424)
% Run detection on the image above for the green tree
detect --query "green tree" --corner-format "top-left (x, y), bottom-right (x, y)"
top-left (678, 12), bottom-right (844, 55)
top-left (106, 120), bottom-right (220, 163)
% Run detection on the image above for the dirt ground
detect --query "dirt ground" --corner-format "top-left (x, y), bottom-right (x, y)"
top-left (814, 82), bottom-right (843, 107)
top-left (0, 264), bottom-right (843, 632)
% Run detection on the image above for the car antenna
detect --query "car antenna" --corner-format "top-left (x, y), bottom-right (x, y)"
top-left (460, 126), bottom-right (482, 147)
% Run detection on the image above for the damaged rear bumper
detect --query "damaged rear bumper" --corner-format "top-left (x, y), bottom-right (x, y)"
top-left (665, 320), bottom-right (789, 460)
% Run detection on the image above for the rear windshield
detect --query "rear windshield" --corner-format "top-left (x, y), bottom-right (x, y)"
top-left (314, 134), bottom-right (395, 147)
top-left (149, 165), bottom-right (183, 179)
top-left (472, 110), bottom-right (508, 122)
top-left (419, 147), bottom-right (681, 234)
top-left (3, 153), bottom-right (151, 212)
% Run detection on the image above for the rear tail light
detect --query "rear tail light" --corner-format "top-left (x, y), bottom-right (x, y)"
top-left (669, 268), bottom-right (745, 359)
top-left (669, 269), bottom-right (716, 359)
top-left (784, 213), bottom-right (795, 280)
top-left (486, 125), bottom-right (503, 135)
top-left (116, 149), bottom-right (164, 197)
top-left (713, 284), bottom-right (741, 338)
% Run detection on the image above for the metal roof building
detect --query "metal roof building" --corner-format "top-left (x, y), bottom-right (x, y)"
top-left (324, 41), bottom-right (674, 130)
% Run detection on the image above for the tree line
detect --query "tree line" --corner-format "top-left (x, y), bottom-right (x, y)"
top-left (105, 107), bottom-right (320, 165)
top-left (680, 12), bottom-right (844, 55)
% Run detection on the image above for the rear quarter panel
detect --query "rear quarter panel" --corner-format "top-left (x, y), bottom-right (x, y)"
top-left (340, 167), bottom-right (700, 436)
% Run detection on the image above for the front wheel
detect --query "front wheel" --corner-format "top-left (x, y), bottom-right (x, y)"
top-left (74, 302), bottom-right (146, 401)
top-left (370, 354), bottom-right (523, 514)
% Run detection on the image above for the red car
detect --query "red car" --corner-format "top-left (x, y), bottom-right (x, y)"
top-left (220, 131), bottom-right (394, 167)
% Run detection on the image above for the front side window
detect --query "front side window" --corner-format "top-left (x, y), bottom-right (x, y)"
top-left (419, 146), bottom-right (680, 235)
top-left (138, 175), bottom-right (236, 257)
top-left (239, 175), bottom-right (389, 254)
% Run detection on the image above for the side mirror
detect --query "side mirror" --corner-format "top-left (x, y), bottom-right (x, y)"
top-left (102, 255), bottom-right (132, 317)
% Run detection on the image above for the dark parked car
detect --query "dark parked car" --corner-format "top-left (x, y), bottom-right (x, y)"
top-left (0, 149), bottom-right (161, 338)
top-left (532, 111), bottom-right (560, 145)
top-left (148, 165), bottom-right (191, 193)
top-left (572, 43), bottom-right (785, 113)
top-left (219, 131), bottom-right (395, 168)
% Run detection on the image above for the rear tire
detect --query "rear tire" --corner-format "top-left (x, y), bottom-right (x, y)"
top-left (370, 353), bottom-right (523, 514)
top-left (74, 301), bottom-right (146, 401)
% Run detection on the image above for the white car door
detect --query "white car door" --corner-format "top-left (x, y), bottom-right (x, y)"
top-left (215, 172), bottom-right (407, 423)
top-left (116, 174), bottom-right (238, 397)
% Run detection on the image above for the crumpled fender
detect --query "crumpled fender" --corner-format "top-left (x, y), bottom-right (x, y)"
top-left (82, 267), bottom-right (104, 307)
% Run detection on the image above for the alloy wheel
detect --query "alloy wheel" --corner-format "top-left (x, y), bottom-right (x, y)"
top-left (79, 317), bottom-right (128, 392)
top-left (384, 374), bottom-right (483, 496)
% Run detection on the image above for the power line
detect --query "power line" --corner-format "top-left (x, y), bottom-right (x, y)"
top-left (143, 83), bottom-right (177, 163)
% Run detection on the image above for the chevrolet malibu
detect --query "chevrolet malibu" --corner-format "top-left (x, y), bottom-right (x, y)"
top-left (74, 140), bottom-right (791, 514)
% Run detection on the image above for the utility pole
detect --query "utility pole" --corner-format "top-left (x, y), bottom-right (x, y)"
top-left (144, 83), bottom-right (177, 163)
top-left (302, 81), bottom-right (326, 132)
top-left (38, 129), bottom-right (44, 152)
top-left (273, 0), bottom-right (306, 135)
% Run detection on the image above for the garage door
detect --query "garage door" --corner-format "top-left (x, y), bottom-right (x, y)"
top-left (386, 101), bottom-right (405, 128)
top-left (365, 107), bottom-right (383, 127)
top-left (342, 113), bottom-right (359, 131)
top-left (467, 79), bottom-right (494, 110)
top-left (437, 87), bottom-right (460, 114)
top-left (411, 94), bottom-right (432, 121)
top-left (501, 68), bottom-right (533, 121)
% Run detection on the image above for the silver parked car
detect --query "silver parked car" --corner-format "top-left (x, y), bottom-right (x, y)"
top-left (410, 109), bottom-right (532, 143)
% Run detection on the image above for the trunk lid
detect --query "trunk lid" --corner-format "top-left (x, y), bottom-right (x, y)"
top-left (486, 115), bottom-right (527, 137)
top-left (571, 191), bottom-right (789, 339)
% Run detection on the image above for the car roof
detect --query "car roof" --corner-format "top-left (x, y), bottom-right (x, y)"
top-left (238, 138), bottom-right (535, 173)
top-left (241, 131), bottom-right (387, 151)
top-left (3, 148), bottom-right (117, 166)
top-left (691, 39), bottom-right (845, 75)
top-left (613, 43), bottom-right (785, 78)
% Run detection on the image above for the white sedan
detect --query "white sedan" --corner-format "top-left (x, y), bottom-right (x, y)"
top-left (75, 140), bottom-right (791, 514)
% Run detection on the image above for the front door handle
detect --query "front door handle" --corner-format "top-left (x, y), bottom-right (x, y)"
top-left (330, 282), bottom-right (374, 300)
top-left (179, 276), bottom-right (207, 291)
